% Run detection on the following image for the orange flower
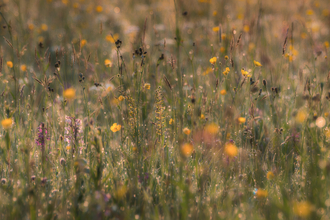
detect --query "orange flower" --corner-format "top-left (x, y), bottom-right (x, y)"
top-left (63, 88), bottom-right (76, 100)
top-left (183, 127), bottom-right (191, 135)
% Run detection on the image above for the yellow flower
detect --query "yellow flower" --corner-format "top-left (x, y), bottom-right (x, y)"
top-left (200, 114), bottom-right (205, 119)
top-left (95, 5), bottom-right (103, 13)
top-left (254, 60), bottom-right (262, 67)
top-left (41, 24), bottom-right (48, 31)
top-left (1, 118), bottom-right (13, 129)
top-left (180, 143), bottom-right (194, 157)
top-left (266, 171), bottom-right (275, 180)
top-left (220, 47), bottom-right (225, 53)
top-left (203, 67), bottom-right (213, 76)
top-left (325, 41), bottom-right (330, 48)
top-left (62, 0), bottom-right (68, 5)
top-left (132, 147), bottom-right (137, 152)
top-left (306, 9), bottom-right (314, 15)
top-left (249, 42), bottom-right (255, 52)
top-left (224, 55), bottom-right (229, 60)
top-left (28, 23), bottom-right (34, 30)
top-left (243, 25), bottom-right (249, 33)
top-left (104, 59), bottom-right (112, 67)
top-left (73, 3), bottom-right (79, 8)
top-left (115, 186), bottom-right (127, 199)
top-left (325, 112), bottom-right (329, 117)
top-left (212, 26), bottom-right (219, 32)
top-left (183, 127), bottom-right (191, 135)
top-left (255, 189), bottom-right (268, 198)
top-left (241, 68), bottom-right (248, 76)
top-left (221, 34), bottom-right (226, 40)
top-left (80, 39), bottom-right (87, 48)
top-left (144, 83), bottom-right (151, 90)
top-left (222, 67), bottom-right (230, 76)
top-left (224, 142), bottom-right (238, 158)
top-left (7, 61), bottom-right (13, 68)
top-left (220, 89), bottom-right (227, 95)
top-left (238, 117), bottom-right (246, 124)
top-left (63, 88), bottom-right (76, 100)
top-left (106, 33), bottom-right (119, 43)
top-left (205, 123), bottom-right (219, 134)
top-left (111, 98), bottom-right (119, 106)
top-left (169, 118), bottom-right (174, 125)
top-left (296, 109), bottom-right (307, 124)
top-left (293, 201), bottom-right (313, 218)
top-left (323, 9), bottom-right (330, 17)
top-left (209, 57), bottom-right (217, 65)
top-left (20, 64), bottom-right (27, 72)
top-left (213, 11), bottom-right (217, 16)
top-left (118, 95), bottom-right (125, 102)
top-left (110, 123), bottom-right (121, 132)
top-left (325, 128), bottom-right (330, 138)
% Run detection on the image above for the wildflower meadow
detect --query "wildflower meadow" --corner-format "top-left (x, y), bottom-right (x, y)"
top-left (0, 0), bottom-right (330, 219)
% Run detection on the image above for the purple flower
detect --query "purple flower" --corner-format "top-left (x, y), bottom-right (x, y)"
top-left (35, 123), bottom-right (50, 147)
top-left (64, 116), bottom-right (83, 153)
top-left (138, 172), bottom-right (149, 183)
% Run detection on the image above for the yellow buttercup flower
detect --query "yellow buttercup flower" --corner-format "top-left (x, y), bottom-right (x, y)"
top-left (255, 189), bottom-right (268, 198)
top-left (7, 61), bottom-right (13, 68)
top-left (293, 201), bottom-right (313, 218)
top-left (306, 9), bottom-right (314, 15)
top-left (205, 123), bottom-right (219, 134)
top-left (80, 39), bottom-right (87, 48)
top-left (118, 95), bottom-right (125, 102)
top-left (41, 24), bottom-right (48, 31)
top-left (105, 59), bottom-right (112, 67)
top-left (28, 23), bottom-right (34, 30)
top-left (296, 109), bottom-right (307, 124)
top-left (1, 118), bottom-right (13, 129)
top-left (220, 89), bottom-right (227, 95)
top-left (200, 114), bottom-right (205, 119)
top-left (110, 123), bottom-right (121, 133)
top-left (266, 171), bottom-right (275, 180)
top-left (144, 83), bottom-right (150, 90)
top-left (169, 118), bottom-right (174, 125)
top-left (224, 142), bottom-right (238, 158)
top-left (241, 68), bottom-right (248, 76)
top-left (95, 5), bottom-right (103, 13)
top-left (180, 143), bottom-right (194, 157)
top-left (220, 47), bottom-right (225, 53)
top-left (254, 60), bottom-right (262, 67)
top-left (212, 26), bottom-right (219, 32)
top-left (183, 127), bottom-right (191, 135)
top-left (224, 55), bottom-right (229, 60)
top-left (115, 186), bottom-right (127, 199)
top-left (238, 117), bottom-right (246, 124)
top-left (20, 65), bottom-right (27, 72)
top-left (243, 25), bottom-right (250, 33)
top-left (203, 67), bottom-right (212, 76)
top-left (106, 33), bottom-right (119, 43)
top-left (63, 88), bottom-right (76, 100)
top-left (209, 57), bottom-right (217, 65)
top-left (222, 67), bottom-right (230, 76)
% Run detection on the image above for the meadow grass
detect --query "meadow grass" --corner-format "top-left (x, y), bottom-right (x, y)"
top-left (0, 0), bottom-right (330, 219)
